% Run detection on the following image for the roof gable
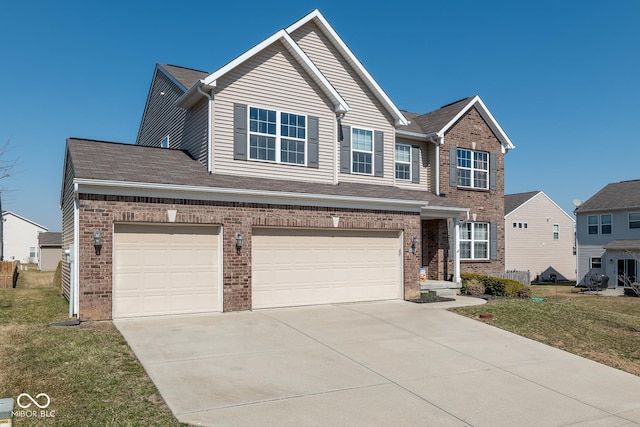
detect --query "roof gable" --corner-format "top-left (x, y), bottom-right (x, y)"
top-left (159, 64), bottom-right (208, 91)
top-left (400, 96), bottom-right (515, 152)
top-left (39, 232), bottom-right (62, 247)
top-left (505, 191), bottom-right (574, 222)
top-left (286, 10), bottom-right (408, 126)
top-left (2, 211), bottom-right (47, 231)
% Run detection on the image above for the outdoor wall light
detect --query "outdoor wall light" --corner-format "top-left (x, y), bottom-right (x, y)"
top-left (235, 232), bottom-right (243, 253)
top-left (410, 236), bottom-right (419, 254)
top-left (93, 229), bottom-right (102, 255)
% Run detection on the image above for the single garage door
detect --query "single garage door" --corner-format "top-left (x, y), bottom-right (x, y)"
top-left (252, 228), bottom-right (402, 309)
top-left (113, 224), bottom-right (221, 318)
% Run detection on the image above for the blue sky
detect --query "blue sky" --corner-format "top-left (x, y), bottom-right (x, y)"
top-left (0, 0), bottom-right (638, 230)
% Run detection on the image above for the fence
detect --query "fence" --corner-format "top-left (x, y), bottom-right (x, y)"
top-left (0, 261), bottom-right (18, 289)
top-left (491, 270), bottom-right (530, 285)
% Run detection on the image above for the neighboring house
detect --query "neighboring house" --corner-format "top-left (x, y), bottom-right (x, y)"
top-left (38, 232), bottom-right (62, 271)
top-left (504, 191), bottom-right (576, 281)
top-left (575, 179), bottom-right (640, 288)
top-left (61, 9), bottom-right (514, 320)
top-left (2, 211), bottom-right (47, 264)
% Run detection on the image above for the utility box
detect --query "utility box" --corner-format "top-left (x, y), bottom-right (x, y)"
top-left (0, 398), bottom-right (13, 426)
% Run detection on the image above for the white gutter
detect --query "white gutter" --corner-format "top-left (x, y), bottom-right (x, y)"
top-left (74, 178), bottom-right (467, 218)
top-left (197, 85), bottom-right (215, 173)
top-left (428, 135), bottom-right (444, 195)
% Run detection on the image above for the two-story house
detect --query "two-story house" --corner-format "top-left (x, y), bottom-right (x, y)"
top-left (575, 179), bottom-right (640, 289)
top-left (505, 191), bottom-right (576, 282)
top-left (61, 10), bottom-right (514, 320)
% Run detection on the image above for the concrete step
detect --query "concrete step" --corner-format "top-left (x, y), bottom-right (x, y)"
top-left (425, 288), bottom-right (458, 297)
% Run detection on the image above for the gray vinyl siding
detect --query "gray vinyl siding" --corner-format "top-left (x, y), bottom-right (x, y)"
top-left (182, 97), bottom-right (209, 166)
top-left (505, 193), bottom-right (576, 281)
top-left (211, 41), bottom-right (335, 183)
top-left (136, 68), bottom-right (187, 148)
top-left (289, 21), bottom-right (396, 186)
top-left (61, 151), bottom-right (75, 301)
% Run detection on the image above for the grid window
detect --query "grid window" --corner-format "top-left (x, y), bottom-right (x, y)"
top-left (457, 148), bottom-right (488, 189)
top-left (629, 212), bottom-right (640, 229)
top-left (248, 107), bottom-right (306, 165)
top-left (460, 222), bottom-right (489, 260)
top-left (553, 224), bottom-right (559, 240)
top-left (352, 128), bottom-right (373, 175)
top-left (395, 144), bottom-right (411, 181)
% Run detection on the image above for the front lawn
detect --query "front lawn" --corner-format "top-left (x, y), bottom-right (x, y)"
top-left (451, 285), bottom-right (640, 376)
top-left (0, 265), bottom-right (184, 425)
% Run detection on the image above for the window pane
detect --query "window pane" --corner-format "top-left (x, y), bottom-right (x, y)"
top-left (474, 170), bottom-right (488, 188)
top-left (352, 128), bottom-right (373, 151)
top-left (353, 151), bottom-right (372, 174)
top-left (395, 163), bottom-right (410, 180)
top-left (460, 223), bottom-right (472, 240)
top-left (395, 144), bottom-right (411, 162)
top-left (250, 107), bottom-right (276, 135)
top-left (281, 139), bottom-right (305, 165)
top-left (249, 135), bottom-right (276, 161)
top-left (474, 223), bottom-right (488, 240)
top-left (474, 152), bottom-right (488, 171)
top-left (460, 242), bottom-right (471, 259)
top-left (474, 242), bottom-right (488, 259)
top-left (281, 112), bottom-right (306, 140)
top-left (457, 169), bottom-right (471, 187)
top-left (601, 214), bottom-right (612, 234)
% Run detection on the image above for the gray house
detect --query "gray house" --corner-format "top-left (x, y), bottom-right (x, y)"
top-left (575, 179), bottom-right (640, 288)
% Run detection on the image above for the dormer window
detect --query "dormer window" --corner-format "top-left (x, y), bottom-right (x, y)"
top-left (248, 107), bottom-right (306, 165)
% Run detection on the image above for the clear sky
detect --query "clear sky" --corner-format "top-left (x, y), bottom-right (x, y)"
top-left (0, 0), bottom-right (638, 230)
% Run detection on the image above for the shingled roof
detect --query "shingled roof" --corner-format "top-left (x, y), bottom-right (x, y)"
top-left (159, 64), bottom-right (209, 91)
top-left (402, 97), bottom-right (473, 136)
top-left (38, 232), bottom-right (62, 247)
top-left (576, 180), bottom-right (640, 213)
top-left (66, 138), bottom-right (464, 210)
top-left (504, 191), bottom-right (541, 215)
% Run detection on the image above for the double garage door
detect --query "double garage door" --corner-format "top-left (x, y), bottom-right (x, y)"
top-left (113, 225), bottom-right (402, 318)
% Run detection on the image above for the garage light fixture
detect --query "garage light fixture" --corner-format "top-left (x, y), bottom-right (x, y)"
top-left (410, 236), bottom-right (419, 254)
top-left (235, 232), bottom-right (243, 253)
top-left (93, 229), bottom-right (102, 255)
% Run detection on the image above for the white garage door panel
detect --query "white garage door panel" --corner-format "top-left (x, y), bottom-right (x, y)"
top-left (252, 229), bottom-right (401, 309)
top-left (113, 224), bottom-right (220, 318)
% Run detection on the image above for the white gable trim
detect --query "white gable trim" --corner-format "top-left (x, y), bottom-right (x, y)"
top-left (286, 9), bottom-right (408, 127)
top-left (2, 211), bottom-right (48, 231)
top-left (437, 96), bottom-right (515, 153)
top-left (193, 30), bottom-right (349, 114)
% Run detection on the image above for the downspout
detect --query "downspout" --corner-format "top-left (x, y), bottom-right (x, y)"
top-left (335, 113), bottom-right (345, 185)
top-left (71, 182), bottom-right (79, 318)
top-left (197, 85), bottom-right (214, 174)
top-left (429, 135), bottom-right (443, 195)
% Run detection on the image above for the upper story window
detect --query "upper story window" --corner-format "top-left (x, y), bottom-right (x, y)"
top-left (456, 148), bottom-right (488, 189)
top-left (553, 224), bottom-right (559, 240)
top-left (588, 214), bottom-right (612, 235)
top-left (161, 136), bottom-right (169, 148)
top-left (249, 107), bottom-right (306, 165)
top-left (513, 222), bottom-right (528, 229)
top-left (395, 144), bottom-right (411, 181)
top-left (460, 222), bottom-right (489, 260)
top-left (351, 128), bottom-right (373, 175)
top-left (629, 212), bottom-right (640, 229)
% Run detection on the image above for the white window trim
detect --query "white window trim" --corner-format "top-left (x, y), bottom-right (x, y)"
top-left (629, 212), bottom-right (640, 229)
top-left (553, 224), bottom-right (559, 240)
top-left (161, 135), bottom-right (169, 148)
top-left (590, 257), bottom-right (602, 269)
top-left (601, 214), bottom-right (612, 235)
top-left (247, 106), bottom-right (308, 166)
top-left (457, 148), bottom-right (489, 189)
top-left (460, 221), bottom-right (490, 261)
top-left (351, 127), bottom-right (374, 176)
top-left (587, 214), bottom-right (612, 235)
top-left (395, 143), bottom-right (411, 181)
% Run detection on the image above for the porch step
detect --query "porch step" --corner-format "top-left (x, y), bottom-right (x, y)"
top-left (420, 280), bottom-right (462, 292)
top-left (426, 288), bottom-right (458, 297)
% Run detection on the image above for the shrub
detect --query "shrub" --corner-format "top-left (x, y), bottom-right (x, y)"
top-left (518, 285), bottom-right (533, 298)
top-left (503, 279), bottom-right (523, 297)
top-left (461, 272), bottom-right (528, 297)
top-left (462, 278), bottom-right (485, 296)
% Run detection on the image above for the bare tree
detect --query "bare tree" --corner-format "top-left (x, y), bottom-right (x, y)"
top-left (0, 138), bottom-right (17, 261)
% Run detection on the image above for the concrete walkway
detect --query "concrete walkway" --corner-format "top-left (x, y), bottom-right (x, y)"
top-left (115, 297), bottom-right (640, 426)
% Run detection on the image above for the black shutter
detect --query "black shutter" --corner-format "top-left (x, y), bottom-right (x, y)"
top-left (411, 145), bottom-right (420, 184)
top-left (340, 125), bottom-right (351, 174)
top-left (490, 222), bottom-right (498, 260)
top-left (307, 116), bottom-right (319, 168)
top-left (233, 103), bottom-right (247, 160)
top-left (449, 146), bottom-right (457, 187)
top-left (489, 152), bottom-right (497, 190)
top-left (374, 131), bottom-right (384, 177)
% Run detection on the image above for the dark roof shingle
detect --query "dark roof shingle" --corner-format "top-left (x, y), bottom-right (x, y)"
top-left (504, 191), bottom-right (541, 215)
top-left (66, 138), bottom-right (464, 210)
top-left (576, 180), bottom-right (640, 213)
top-left (38, 232), bottom-right (61, 247)
top-left (159, 64), bottom-right (209, 90)
top-left (401, 97), bottom-right (473, 136)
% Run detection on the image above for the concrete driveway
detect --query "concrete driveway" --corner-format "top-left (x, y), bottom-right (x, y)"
top-left (115, 298), bottom-right (640, 426)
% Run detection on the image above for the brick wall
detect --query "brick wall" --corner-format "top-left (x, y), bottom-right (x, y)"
top-left (439, 107), bottom-right (506, 275)
top-left (76, 194), bottom-right (422, 320)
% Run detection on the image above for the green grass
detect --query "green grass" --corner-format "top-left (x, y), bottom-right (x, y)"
top-left (0, 265), bottom-right (185, 426)
top-left (451, 285), bottom-right (640, 376)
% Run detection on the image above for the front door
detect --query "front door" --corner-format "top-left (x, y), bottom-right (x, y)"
top-left (617, 259), bottom-right (636, 288)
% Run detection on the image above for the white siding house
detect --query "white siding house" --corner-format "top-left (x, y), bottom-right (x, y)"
top-left (2, 211), bottom-right (48, 264)
top-left (505, 191), bottom-right (576, 281)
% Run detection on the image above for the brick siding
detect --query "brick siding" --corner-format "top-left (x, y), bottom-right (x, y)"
top-left (76, 194), bottom-right (422, 320)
